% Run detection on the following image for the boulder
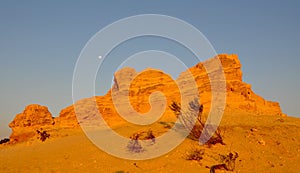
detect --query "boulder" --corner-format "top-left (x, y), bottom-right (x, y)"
top-left (9, 104), bottom-right (54, 142)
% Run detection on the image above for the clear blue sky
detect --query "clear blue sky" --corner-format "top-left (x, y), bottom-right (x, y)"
top-left (0, 1), bottom-right (299, 138)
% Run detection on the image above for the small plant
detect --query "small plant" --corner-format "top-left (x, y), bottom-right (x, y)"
top-left (201, 124), bottom-right (225, 147)
top-left (36, 129), bottom-right (50, 142)
top-left (127, 129), bottom-right (156, 152)
top-left (0, 138), bottom-right (9, 145)
top-left (170, 99), bottom-right (202, 139)
top-left (186, 147), bottom-right (205, 161)
top-left (115, 171), bottom-right (125, 173)
top-left (170, 98), bottom-right (224, 145)
top-left (159, 121), bottom-right (173, 129)
top-left (219, 152), bottom-right (239, 171)
top-left (127, 132), bottom-right (144, 153)
top-left (210, 152), bottom-right (239, 173)
top-left (144, 129), bottom-right (156, 144)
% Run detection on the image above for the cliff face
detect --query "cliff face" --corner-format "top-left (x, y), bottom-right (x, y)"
top-left (54, 54), bottom-right (284, 127)
top-left (9, 104), bottom-right (54, 142)
top-left (221, 54), bottom-right (282, 115)
top-left (186, 54), bottom-right (283, 116)
top-left (9, 54), bottom-right (285, 141)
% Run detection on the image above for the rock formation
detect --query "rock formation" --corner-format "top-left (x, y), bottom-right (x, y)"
top-left (9, 104), bottom-right (54, 142)
top-left (8, 54), bottom-right (286, 141)
top-left (186, 54), bottom-right (284, 116)
top-left (110, 54), bottom-right (284, 116)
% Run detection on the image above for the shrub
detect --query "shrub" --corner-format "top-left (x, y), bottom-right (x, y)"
top-left (185, 147), bottom-right (204, 161)
top-left (0, 138), bottom-right (10, 145)
top-left (36, 129), bottom-right (50, 142)
top-left (159, 121), bottom-right (173, 129)
top-left (127, 129), bottom-right (156, 153)
top-left (219, 152), bottom-right (239, 171)
top-left (115, 171), bottom-right (125, 173)
top-left (210, 152), bottom-right (239, 172)
top-left (127, 132), bottom-right (144, 153)
top-left (170, 98), bottom-right (224, 145)
top-left (144, 129), bottom-right (156, 144)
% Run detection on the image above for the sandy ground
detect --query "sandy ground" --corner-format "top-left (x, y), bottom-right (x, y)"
top-left (1, 112), bottom-right (300, 173)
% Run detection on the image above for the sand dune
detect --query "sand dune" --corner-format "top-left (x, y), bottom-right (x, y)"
top-left (1, 112), bottom-right (299, 172)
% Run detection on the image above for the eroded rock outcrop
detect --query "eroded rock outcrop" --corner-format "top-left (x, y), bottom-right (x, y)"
top-left (54, 54), bottom-right (284, 128)
top-left (186, 54), bottom-right (284, 116)
top-left (8, 54), bottom-right (286, 141)
top-left (9, 104), bottom-right (54, 142)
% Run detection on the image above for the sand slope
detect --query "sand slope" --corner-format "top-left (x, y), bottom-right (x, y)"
top-left (1, 112), bottom-right (299, 173)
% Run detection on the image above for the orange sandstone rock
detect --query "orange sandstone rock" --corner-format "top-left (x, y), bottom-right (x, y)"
top-left (55, 54), bottom-right (284, 128)
top-left (8, 54), bottom-right (286, 142)
top-left (9, 104), bottom-right (54, 142)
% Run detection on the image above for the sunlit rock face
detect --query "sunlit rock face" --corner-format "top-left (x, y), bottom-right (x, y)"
top-left (9, 54), bottom-right (285, 142)
top-left (9, 104), bottom-right (54, 142)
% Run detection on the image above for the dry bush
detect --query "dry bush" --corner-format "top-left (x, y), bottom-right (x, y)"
top-left (159, 121), bottom-right (173, 129)
top-left (127, 129), bottom-right (156, 153)
top-left (127, 140), bottom-right (143, 153)
top-left (127, 132), bottom-right (144, 153)
top-left (185, 147), bottom-right (205, 161)
top-left (36, 129), bottom-right (50, 142)
top-left (144, 129), bottom-right (156, 143)
top-left (115, 171), bottom-right (125, 173)
top-left (0, 138), bottom-right (9, 145)
top-left (219, 152), bottom-right (239, 171)
top-left (170, 98), bottom-right (224, 145)
top-left (210, 152), bottom-right (239, 172)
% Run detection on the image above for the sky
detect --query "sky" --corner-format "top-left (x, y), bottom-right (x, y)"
top-left (0, 1), bottom-right (299, 138)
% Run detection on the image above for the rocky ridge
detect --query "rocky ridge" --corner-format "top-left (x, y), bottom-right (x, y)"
top-left (8, 54), bottom-right (285, 142)
top-left (9, 104), bottom-right (54, 142)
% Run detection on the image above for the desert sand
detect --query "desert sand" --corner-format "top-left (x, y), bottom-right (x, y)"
top-left (1, 112), bottom-right (299, 172)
